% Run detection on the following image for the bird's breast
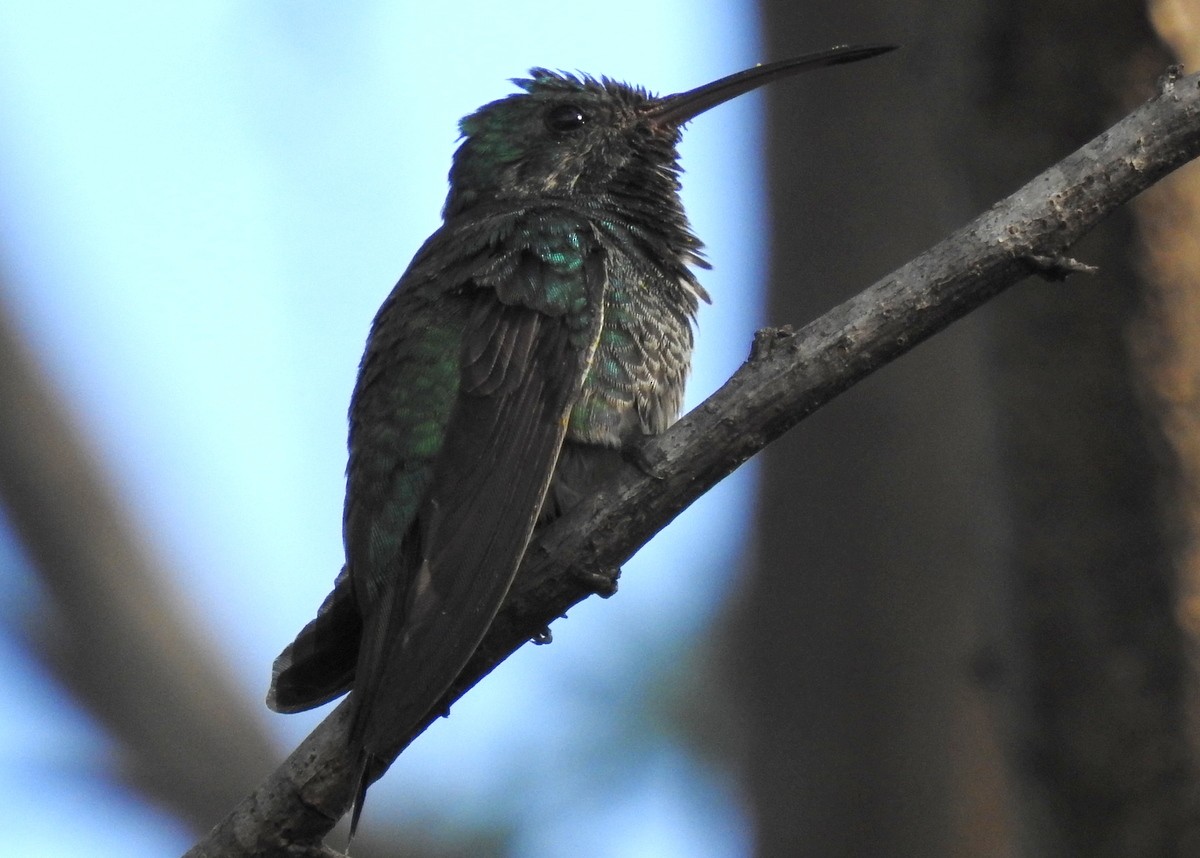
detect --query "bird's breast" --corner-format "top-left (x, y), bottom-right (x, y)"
top-left (565, 251), bottom-right (695, 448)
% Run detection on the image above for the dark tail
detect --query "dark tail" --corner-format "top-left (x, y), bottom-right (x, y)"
top-left (267, 566), bottom-right (362, 713)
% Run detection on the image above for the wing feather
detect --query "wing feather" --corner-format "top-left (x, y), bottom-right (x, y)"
top-left (267, 208), bottom-right (607, 827)
top-left (349, 222), bottom-right (606, 767)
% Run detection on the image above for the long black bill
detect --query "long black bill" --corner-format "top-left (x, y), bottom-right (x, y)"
top-left (646, 44), bottom-right (897, 127)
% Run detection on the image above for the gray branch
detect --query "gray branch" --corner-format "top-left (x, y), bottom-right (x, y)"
top-left (185, 71), bottom-right (1200, 856)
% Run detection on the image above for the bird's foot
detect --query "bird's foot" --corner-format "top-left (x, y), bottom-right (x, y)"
top-left (623, 443), bottom-right (666, 480)
top-left (574, 564), bottom-right (620, 598)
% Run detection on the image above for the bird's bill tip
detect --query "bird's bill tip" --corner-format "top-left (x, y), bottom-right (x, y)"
top-left (647, 42), bottom-right (898, 126)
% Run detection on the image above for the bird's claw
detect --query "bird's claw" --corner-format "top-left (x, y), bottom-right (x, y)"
top-left (623, 444), bottom-right (666, 480)
top-left (575, 564), bottom-right (620, 598)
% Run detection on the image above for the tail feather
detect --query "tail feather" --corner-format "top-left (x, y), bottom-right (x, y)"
top-left (348, 749), bottom-right (376, 846)
top-left (267, 567), bottom-right (362, 713)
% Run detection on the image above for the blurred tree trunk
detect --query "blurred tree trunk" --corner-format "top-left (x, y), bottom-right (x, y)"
top-left (734, 2), bottom-right (1008, 855)
top-left (965, 2), bottom-right (1200, 855)
top-left (1141, 0), bottom-right (1200, 798)
top-left (734, 0), bottom-right (1200, 855)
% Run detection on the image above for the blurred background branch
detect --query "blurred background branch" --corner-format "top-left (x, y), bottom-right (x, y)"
top-left (0, 275), bottom-right (279, 828)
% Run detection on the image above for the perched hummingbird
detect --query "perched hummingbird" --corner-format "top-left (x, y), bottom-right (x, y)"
top-left (267, 43), bottom-right (895, 833)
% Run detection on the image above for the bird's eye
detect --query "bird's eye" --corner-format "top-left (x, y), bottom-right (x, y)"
top-left (546, 103), bottom-right (588, 132)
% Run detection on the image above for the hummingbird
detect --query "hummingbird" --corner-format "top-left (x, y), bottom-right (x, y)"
top-left (266, 43), bottom-right (895, 834)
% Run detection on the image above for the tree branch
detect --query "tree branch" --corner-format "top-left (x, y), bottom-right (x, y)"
top-left (186, 70), bottom-right (1200, 856)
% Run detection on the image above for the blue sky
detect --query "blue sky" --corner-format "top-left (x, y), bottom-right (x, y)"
top-left (0, 3), bottom-right (769, 854)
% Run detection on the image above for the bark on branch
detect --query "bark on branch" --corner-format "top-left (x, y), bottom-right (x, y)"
top-left (186, 69), bottom-right (1200, 857)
